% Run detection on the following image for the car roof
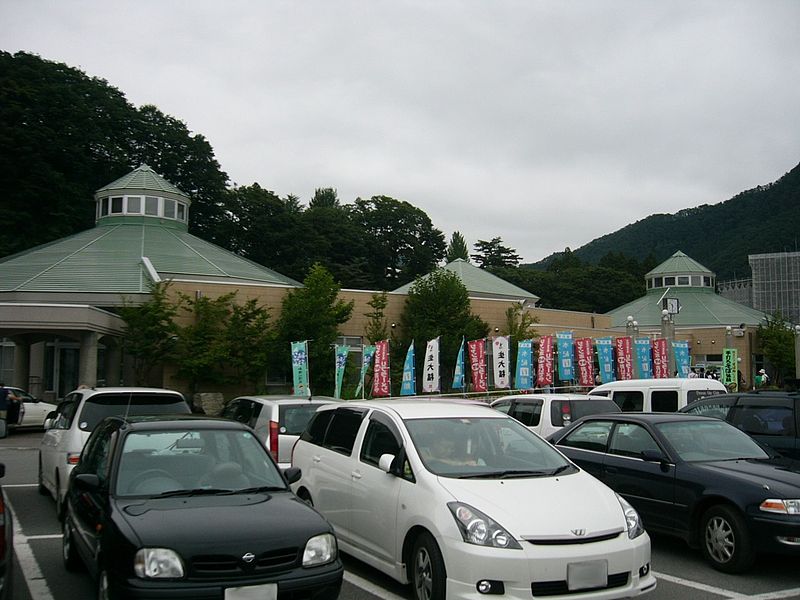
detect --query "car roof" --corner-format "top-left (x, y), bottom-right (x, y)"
top-left (233, 395), bottom-right (337, 404)
top-left (73, 387), bottom-right (184, 396)
top-left (590, 378), bottom-right (725, 391)
top-left (317, 399), bottom-right (504, 419)
top-left (490, 393), bottom-right (597, 404)
top-left (574, 412), bottom-right (719, 425)
top-left (115, 414), bottom-right (249, 431)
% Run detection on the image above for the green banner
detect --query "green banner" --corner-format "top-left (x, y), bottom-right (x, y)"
top-left (291, 341), bottom-right (311, 396)
top-left (722, 348), bottom-right (738, 391)
top-left (334, 344), bottom-right (350, 399)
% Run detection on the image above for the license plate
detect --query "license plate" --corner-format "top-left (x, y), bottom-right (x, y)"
top-left (224, 583), bottom-right (278, 600)
top-left (567, 560), bottom-right (607, 591)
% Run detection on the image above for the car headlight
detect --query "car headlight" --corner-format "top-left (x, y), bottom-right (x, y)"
top-left (134, 548), bottom-right (185, 578)
top-left (448, 502), bottom-right (522, 549)
top-left (616, 494), bottom-right (644, 539)
top-left (760, 499), bottom-right (800, 515)
top-left (303, 533), bottom-right (337, 566)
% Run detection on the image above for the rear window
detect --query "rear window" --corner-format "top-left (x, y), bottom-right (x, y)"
top-left (279, 404), bottom-right (324, 435)
top-left (551, 399), bottom-right (620, 427)
top-left (77, 393), bottom-right (189, 431)
top-left (687, 389), bottom-right (725, 404)
top-left (508, 400), bottom-right (542, 426)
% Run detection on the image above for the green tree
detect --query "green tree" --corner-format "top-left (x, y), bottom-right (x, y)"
top-left (501, 304), bottom-right (539, 340)
top-left (758, 313), bottom-right (796, 385)
top-left (224, 299), bottom-right (274, 390)
top-left (309, 187), bottom-right (339, 208)
top-left (364, 291), bottom-right (390, 344)
top-left (446, 231), bottom-right (470, 262)
top-left (274, 264), bottom-right (354, 395)
top-left (471, 237), bottom-right (521, 269)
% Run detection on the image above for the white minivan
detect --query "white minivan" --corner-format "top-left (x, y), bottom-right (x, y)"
top-left (588, 378), bottom-right (726, 412)
top-left (291, 400), bottom-right (656, 600)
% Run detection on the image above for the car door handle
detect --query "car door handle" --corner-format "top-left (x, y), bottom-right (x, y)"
top-left (351, 471), bottom-right (362, 480)
top-left (312, 455), bottom-right (321, 463)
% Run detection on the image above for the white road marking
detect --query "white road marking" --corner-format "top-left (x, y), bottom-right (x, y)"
top-left (7, 498), bottom-right (57, 600)
top-left (3, 483), bottom-right (39, 488)
top-left (654, 571), bottom-right (800, 600)
top-left (343, 571), bottom-right (408, 600)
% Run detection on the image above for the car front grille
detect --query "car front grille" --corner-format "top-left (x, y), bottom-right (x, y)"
top-left (190, 547), bottom-right (300, 579)
top-left (525, 530), bottom-right (623, 545)
top-left (531, 572), bottom-right (629, 596)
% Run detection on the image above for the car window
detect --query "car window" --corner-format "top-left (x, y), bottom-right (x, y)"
top-left (53, 398), bottom-right (79, 429)
top-left (77, 393), bottom-right (189, 432)
top-left (300, 410), bottom-right (334, 446)
top-left (78, 420), bottom-right (119, 485)
top-left (613, 391), bottom-right (643, 412)
top-left (609, 423), bottom-right (661, 458)
top-left (729, 400), bottom-right (795, 437)
top-left (280, 404), bottom-right (324, 435)
top-left (550, 399), bottom-right (620, 427)
top-left (491, 400), bottom-right (512, 414)
top-left (508, 400), bottom-right (542, 426)
top-left (656, 420), bottom-right (769, 462)
top-left (687, 389), bottom-right (725, 403)
top-left (681, 398), bottom-right (734, 420)
top-left (559, 420), bottom-right (614, 452)
top-left (360, 418), bottom-right (401, 467)
top-left (652, 390), bottom-right (678, 412)
top-left (323, 408), bottom-right (366, 455)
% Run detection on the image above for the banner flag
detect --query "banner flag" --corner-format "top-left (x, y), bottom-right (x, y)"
top-left (372, 340), bottom-right (391, 397)
top-left (595, 337), bottom-right (615, 384)
top-left (722, 348), bottom-right (738, 390)
top-left (556, 331), bottom-right (575, 381)
top-left (634, 338), bottom-right (653, 379)
top-left (467, 339), bottom-right (488, 392)
top-left (575, 338), bottom-right (595, 387)
top-left (672, 341), bottom-right (691, 378)
top-left (400, 342), bottom-right (416, 396)
top-left (652, 338), bottom-right (669, 378)
top-left (515, 340), bottom-right (534, 390)
top-left (422, 337), bottom-right (441, 393)
top-left (492, 336), bottom-right (511, 389)
top-left (291, 341), bottom-right (311, 397)
top-left (354, 345), bottom-right (376, 397)
top-left (334, 344), bottom-right (350, 399)
top-left (536, 335), bottom-right (554, 387)
top-left (452, 337), bottom-right (466, 390)
top-left (615, 337), bottom-right (634, 380)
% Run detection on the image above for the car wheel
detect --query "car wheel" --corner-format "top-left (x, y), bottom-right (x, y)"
top-left (410, 532), bottom-right (446, 600)
top-left (97, 568), bottom-right (116, 600)
top-left (62, 517), bottom-right (82, 571)
top-left (37, 457), bottom-right (48, 495)
top-left (701, 505), bottom-right (755, 573)
top-left (55, 473), bottom-right (64, 521)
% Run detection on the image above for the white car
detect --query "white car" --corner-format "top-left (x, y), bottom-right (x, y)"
top-left (38, 387), bottom-right (190, 518)
top-left (6, 387), bottom-right (57, 428)
top-left (291, 400), bottom-right (656, 600)
top-left (220, 395), bottom-right (338, 469)
top-left (490, 394), bottom-right (621, 439)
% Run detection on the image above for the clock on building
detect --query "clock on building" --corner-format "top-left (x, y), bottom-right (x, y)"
top-left (663, 297), bottom-right (680, 315)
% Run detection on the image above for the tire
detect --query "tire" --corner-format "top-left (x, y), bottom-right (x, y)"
top-left (701, 505), bottom-right (755, 573)
top-left (410, 532), bottom-right (446, 600)
top-left (37, 457), bottom-right (48, 495)
top-left (62, 517), bottom-right (82, 571)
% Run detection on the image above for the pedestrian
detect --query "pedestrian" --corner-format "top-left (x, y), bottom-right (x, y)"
top-left (758, 369), bottom-right (769, 387)
top-left (688, 368), bottom-right (698, 379)
top-left (0, 382), bottom-right (19, 422)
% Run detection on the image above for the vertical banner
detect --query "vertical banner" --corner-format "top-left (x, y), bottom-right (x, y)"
top-left (422, 337), bottom-right (441, 393)
top-left (634, 338), bottom-right (653, 379)
top-left (575, 338), bottom-right (595, 388)
top-left (467, 339), bottom-right (488, 392)
top-left (372, 339), bottom-right (391, 397)
top-left (595, 337), bottom-right (615, 384)
top-left (334, 344), bottom-right (349, 399)
top-left (615, 337), bottom-right (634, 380)
top-left (652, 339), bottom-right (669, 378)
top-left (400, 342), bottom-right (416, 396)
top-left (722, 348), bottom-right (738, 390)
top-left (673, 341), bottom-right (691, 378)
top-left (515, 340), bottom-right (534, 390)
top-left (452, 337), bottom-right (466, 390)
top-left (492, 336), bottom-right (511, 389)
top-left (291, 341), bottom-right (311, 396)
top-left (556, 331), bottom-right (575, 381)
top-left (355, 345), bottom-right (376, 397)
top-left (536, 335), bottom-right (554, 387)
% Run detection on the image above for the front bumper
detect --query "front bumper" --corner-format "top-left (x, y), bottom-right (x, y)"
top-left (750, 513), bottom-right (800, 556)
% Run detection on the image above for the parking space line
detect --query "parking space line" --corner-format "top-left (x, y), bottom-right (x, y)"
top-left (653, 571), bottom-right (800, 600)
top-left (748, 590), bottom-right (800, 600)
top-left (8, 499), bottom-right (57, 600)
top-left (343, 571), bottom-right (407, 600)
top-left (3, 483), bottom-right (38, 488)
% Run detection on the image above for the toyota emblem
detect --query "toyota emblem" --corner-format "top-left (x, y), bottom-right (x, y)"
top-left (571, 529), bottom-right (586, 537)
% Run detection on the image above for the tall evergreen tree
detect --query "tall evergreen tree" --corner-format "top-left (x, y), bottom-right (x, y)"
top-left (446, 231), bottom-right (470, 262)
top-left (471, 237), bottom-right (521, 269)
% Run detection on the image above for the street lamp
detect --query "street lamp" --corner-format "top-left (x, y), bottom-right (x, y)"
top-left (795, 325), bottom-right (800, 381)
top-left (661, 309), bottom-right (676, 376)
top-left (725, 325), bottom-right (733, 348)
top-left (626, 315), bottom-right (634, 336)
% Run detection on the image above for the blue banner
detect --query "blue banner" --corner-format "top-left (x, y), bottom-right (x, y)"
top-left (452, 337), bottom-right (466, 390)
top-left (354, 345), bottom-right (376, 397)
top-left (515, 339), bottom-right (534, 390)
top-left (401, 342), bottom-right (416, 396)
top-left (672, 341), bottom-right (691, 378)
top-left (634, 338), bottom-right (653, 379)
top-left (595, 337), bottom-right (615, 384)
top-left (556, 331), bottom-right (574, 381)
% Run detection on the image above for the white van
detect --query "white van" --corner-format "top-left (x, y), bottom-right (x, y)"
top-left (588, 378), bottom-right (727, 412)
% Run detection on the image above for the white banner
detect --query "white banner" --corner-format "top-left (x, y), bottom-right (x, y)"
top-left (421, 337), bottom-right (441, 393)
top-left (492, 335), bottom-right (511, 389)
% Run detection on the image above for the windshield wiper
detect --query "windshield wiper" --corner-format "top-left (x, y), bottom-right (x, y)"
top-left (237, 486), bottom-right (285, 494)
top-left (457, 469), bottom-right (552, 479)
top-left (155, 488), bottom-right (232, 497)
top-left (549, 465), bottom-right (572, 476)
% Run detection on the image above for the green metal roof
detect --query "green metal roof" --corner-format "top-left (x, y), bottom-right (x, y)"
top-left (95, 164), bottom-right (189, 201)
top-left (392, 259), bottom-right (539, 302)
top-left (646, 250), bottom-right (712, 277)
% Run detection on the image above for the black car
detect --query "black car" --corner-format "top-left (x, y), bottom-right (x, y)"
top-left (0, 420), bottom-right (12, 600)
top-left (680, 390), bottom-right (800, 459)
top-left (63, 415), bottom-right (343, 599)
top-left (550, 412), bottom-right (800, 573)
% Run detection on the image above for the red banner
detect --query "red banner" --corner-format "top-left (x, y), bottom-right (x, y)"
top-left (536, 335), bottom-right (554, 386)
top-left (467, 339), bottom-right (487, 392)
top-left (652, 338), bottom-right (669, 379)
top-left (575, 338), bottom-right (595, 387)
top-left (615, 337), bottom-right (633, 380)
top-left (372, 339), bottom-right (391, 397)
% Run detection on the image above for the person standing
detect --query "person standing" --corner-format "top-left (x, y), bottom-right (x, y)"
top-left (0, 382), bottom-right (15, 421)
top-left (758, 369), bottom-right (770, 387)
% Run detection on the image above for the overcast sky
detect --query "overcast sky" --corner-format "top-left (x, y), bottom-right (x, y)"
top-left (3, 1), bottom-right (799, 263)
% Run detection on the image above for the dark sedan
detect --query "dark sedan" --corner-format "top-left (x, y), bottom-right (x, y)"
top-left (63, 415), bottom-right (343, 599)
top-left (550, 412), bottom-right (800, 573)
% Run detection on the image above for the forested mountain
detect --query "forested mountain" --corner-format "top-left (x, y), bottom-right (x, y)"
top-left (529, 163), bottom-right (800, 280)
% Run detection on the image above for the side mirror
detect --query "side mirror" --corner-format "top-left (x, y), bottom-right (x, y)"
top-left (74, 473), bottom-right (100, 490)
top-left (378, 453), bottom-right (396, 473)
top-left (641, 449), bottom-right (665, 462)
top-left (283, 466), bottom-right (301, 485)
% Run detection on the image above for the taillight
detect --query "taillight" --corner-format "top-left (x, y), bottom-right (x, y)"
top-left (67, 453), bottom-right (81, 465)
top-left (270, 421), bottom-right (279, 462)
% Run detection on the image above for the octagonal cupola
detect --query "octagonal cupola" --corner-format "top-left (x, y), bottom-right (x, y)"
top-left (93, 164), bottom-right (191, 230)
top-left (645, 250), bottom-right (715, 290)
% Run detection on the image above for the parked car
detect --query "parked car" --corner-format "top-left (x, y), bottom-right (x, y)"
top-left (5, 387), bottom-right (57, 429)
top-left (0, 420), bottom-right (13, 600)
top-left (680, 391), bottom-right (800, 459)
top-left (549, 412), bottom-right (800, 573)
top-left (491, 393), bottom-right (621, 438)
top-left (588, 378), bottom-right (727, 412)
top-left (292, 400), bottom-right (656, 600)
top-left (39, 387), bottom-right (191, 519)
top-left (220, 395), bottom-right (337, 468)
top-left (63, 414), bottom-right (342, 599)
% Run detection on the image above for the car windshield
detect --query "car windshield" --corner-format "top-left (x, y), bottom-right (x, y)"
top-left (405, 416), bottom-right (573, 478)
top-left (656, 420), bottom-right (770, 462)
top-left (115, 428), bottom-right (287, 497)
top-left (79, 394), bottom-right (189, 432)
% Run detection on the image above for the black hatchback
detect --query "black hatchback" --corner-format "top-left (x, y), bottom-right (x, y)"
top-left (63, 415), bottom-right (343, 599)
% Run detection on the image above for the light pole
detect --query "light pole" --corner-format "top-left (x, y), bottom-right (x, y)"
top-left (661, 309), bottom-right (675, 376)
top-left (795, 325), bottom-right (800, 381)
top-left (626, 315), bottom-right (634, 337)
top-left (725, 325), bottom-right (733, 348)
